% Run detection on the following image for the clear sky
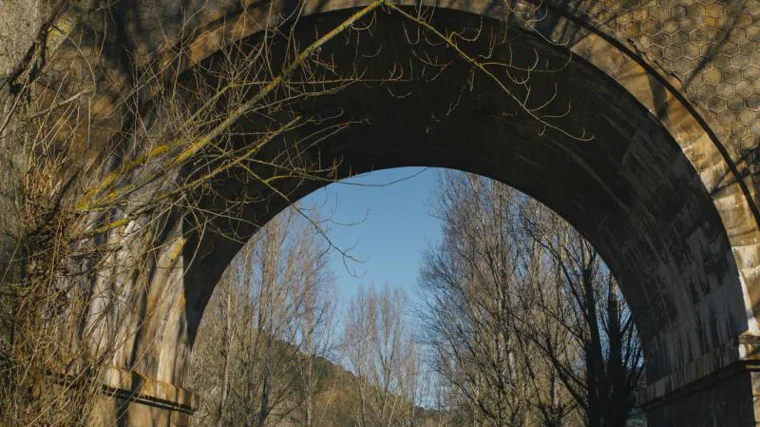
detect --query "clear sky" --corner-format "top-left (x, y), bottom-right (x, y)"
top-left (299, 167), bottom-right (444, 315)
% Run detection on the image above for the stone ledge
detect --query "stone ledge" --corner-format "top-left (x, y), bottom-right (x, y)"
top-left (638, 333), bottom-right (760, 409)
top-left (53, 367), bottom-right (197, 415)
top-left (101, 367), bottom-right (197, 414)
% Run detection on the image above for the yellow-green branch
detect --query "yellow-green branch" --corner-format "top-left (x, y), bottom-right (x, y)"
top-left (76, 0), bottom-right (385, 213)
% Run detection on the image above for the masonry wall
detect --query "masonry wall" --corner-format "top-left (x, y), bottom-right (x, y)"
top-left (2, 0), bottom-right (760, 425)
top-left (646, 368), bottom-right (760, 427)
top-left (551, 0), bottom-right (760, 203)
top-left (0, 0), bottom-right (39, 283)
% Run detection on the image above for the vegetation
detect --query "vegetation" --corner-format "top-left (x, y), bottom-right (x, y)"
top-left (419, 172), bottom-right (644, 427)
top-left (186, 171), bottom-right (644, 427)
top-left (0, 1), bottom-right (642, 425)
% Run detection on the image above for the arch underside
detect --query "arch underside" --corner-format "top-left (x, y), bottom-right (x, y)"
top-left (166, 7), bottom-right (750, 393)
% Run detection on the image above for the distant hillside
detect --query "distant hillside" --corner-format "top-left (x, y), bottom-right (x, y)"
top-left (190, 328), bottom-right (645, 427)
top-left (301, 352), bottom-right (445, 426)
top-left (280, 345), bottom-right (647, 427)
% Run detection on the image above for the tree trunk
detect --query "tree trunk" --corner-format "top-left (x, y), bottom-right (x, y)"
top-left (216, 283), bottom-right (232, 427)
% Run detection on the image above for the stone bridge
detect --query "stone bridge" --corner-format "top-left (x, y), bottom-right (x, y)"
top-left (2, 0), bottom-right (760, 425)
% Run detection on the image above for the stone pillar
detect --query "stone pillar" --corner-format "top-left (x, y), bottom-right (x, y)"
top-left (80, 208), bottom-right (198, 426)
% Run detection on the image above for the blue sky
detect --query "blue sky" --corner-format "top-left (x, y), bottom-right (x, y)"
top-left (299, 167), bottom-right (444, 315)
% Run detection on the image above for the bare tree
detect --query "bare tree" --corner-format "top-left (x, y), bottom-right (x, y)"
top-left (188, 206), bottom-right (338, 427)
top-left (289, 209), bottom-right (338, 427)
top-left (519, 200), bottom-right (644, 427)
top-left (0, 3), bottom-right (386, 423)
top-left (186, 261), bottom-right (245, 427)
top-left (419, 172), bottom-right (542, 427)
top-left (420, 171), bottom-right (643, 427)
top-left (341, 284), bottom-right (419, 427)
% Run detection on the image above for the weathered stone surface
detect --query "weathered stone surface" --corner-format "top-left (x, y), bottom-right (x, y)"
top-left (0, 0), bottom-right (39, 288)
top-left (3, 1), bottom-right (760, 426)
top-left (644, 366), bottom-right (760, 427)
top-left (0, 0), bottom-right (40, 76)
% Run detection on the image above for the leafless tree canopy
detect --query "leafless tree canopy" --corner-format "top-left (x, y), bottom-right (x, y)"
top-left (419, 171), bottom-right (644, 427)
top-left (185, 171), bottom-right (644, 427)
top-left (188, 206), bottom-right (338, 427)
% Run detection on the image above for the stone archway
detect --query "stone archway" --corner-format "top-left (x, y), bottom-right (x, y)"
top-left (7, 1), bottom-right (760, 426)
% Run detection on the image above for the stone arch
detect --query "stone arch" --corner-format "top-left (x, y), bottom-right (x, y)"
top-left (64, 2), bottom-right (760, 426)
